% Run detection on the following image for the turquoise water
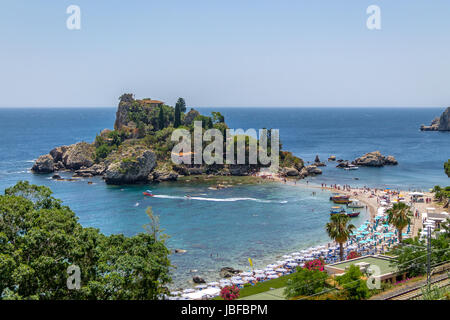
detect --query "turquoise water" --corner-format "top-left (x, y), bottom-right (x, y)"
top-left (0, 107), bottom-right (448, 287)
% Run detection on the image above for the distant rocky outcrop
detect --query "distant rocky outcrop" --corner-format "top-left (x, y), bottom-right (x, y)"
top-left (32, 93), bottom-right (313, 185)
top-left (420, 107), bottom-right (450, 131)
top-left (352, 151), bottom-right (398, 167)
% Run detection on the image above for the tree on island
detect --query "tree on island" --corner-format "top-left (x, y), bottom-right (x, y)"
top-left (174, 103), bottom-right (181, 128)
top-left (445, 159), bottom-right (450, 177)
top-left (0, 181), bottom-right (171, 300)
top-left (326, 214), bottom-right (355, 261)
top-left (158, 105), bottom-right (165, 130)
top-left (386, 202), bottom-right (411, 243)
top-left (175, 97), bottom-right (186, 113)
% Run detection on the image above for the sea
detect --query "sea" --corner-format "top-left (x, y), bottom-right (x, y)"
top-left (0, 107), bottom-right (448, 288)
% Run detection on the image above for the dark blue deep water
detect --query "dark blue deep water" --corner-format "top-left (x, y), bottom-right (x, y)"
top-left (0, 107), bottom-right (448, 287)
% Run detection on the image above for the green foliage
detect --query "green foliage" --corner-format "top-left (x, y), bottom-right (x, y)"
top-left (280, 151), bottom-right (304, 170)
top-left (158, 105), bottom-right (165, 130)
top-left (432, 185), bottom-right (450, 203)
top-left (386, 202), bottom-right (411, 243)
top-left (0, 181), bottom-right (171, 300)
top-left (174, 103), bottom-right (181, 128)
top-left (175, 97), bottom-right (186, 113)
top-left (390, 234), bottom-right (450, 278)
top-left (326, 214), bottom-right (355, 261)
top-left (284, 268), bottom-right (329, 298)
top-left (94, 130), bottom-right (126, 161)
top-left (336, 265), bottom-right (370, 300)
top-left (119, 93), bottom-right (134, 103)
top-left (445, 159), bottom-right (450, 177)
top-left (211, 112), bottom-right (225, 124)
top-left (194, 115), bottom-right (213, 129)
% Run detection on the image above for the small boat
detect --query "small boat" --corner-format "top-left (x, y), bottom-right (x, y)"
top-left (143, 190), bottom-right (154, 197)
top-left (330, 195), bottom-right (351, 204)
top-left (346, 211), bottom-right (360, 218)
top-left (330, 206), bottom-right (345, 214)
top-left (347, 199), bottom-right (364, 208)
top-left (344, 164), bottom-right (359, 170)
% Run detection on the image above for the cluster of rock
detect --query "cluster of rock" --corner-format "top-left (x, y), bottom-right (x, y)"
top-left (32, 143), bottom-right (98, 174)
top-left (352, 151), bottom-right (398, 167)
top-left (420, 107), bottom-right (450, 131)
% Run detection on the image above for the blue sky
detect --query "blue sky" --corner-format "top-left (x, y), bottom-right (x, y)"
top-left (1, 0), bottom-right (450, 107)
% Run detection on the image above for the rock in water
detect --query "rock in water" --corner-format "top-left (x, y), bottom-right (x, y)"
top-left (31, 154), bottom-right (55, 173)
top-left (192, 276), bottom-right (206, 284)
top-left (352, 151), bottom-right (398, 167)
top-left (104, 149), bottom-right (156, 185)
top-left (220, 267), bottom-right (242, 278)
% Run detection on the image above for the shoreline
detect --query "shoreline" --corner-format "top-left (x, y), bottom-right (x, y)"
top-left (172, 176), bottom-right (447, 297)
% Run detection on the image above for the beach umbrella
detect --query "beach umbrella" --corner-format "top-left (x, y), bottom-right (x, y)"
top-left (285, 258), bottom-right (295, 263)
top-left (265, 270), bottom-right (276, 275)
top-left (287, 262), bottom-right (298, 268)
top-left (276, 260), bottom-right (285, 265)
top-left (291, 252), bottom-right (301, 256)
top-left (267, 274), bottom-right (279, 279)
top-left (195, 284), bottom-right (208, 290)
top-left (240, 271), bottom-right (252, 277)
top-left (282, 255), bottom-right (292, 259)
top-left (254, 269), bottom-right (264, 274)
top-left (231, 279), bottom-right (244, 285)
top-left (207, 282), bottom-right (219, 287)
top-left (243, 277), bottom-right (256, 282)
top-left (275, 268), bottom-right (287, 273)
top-left (182, 288), bottom-right (195, 293)
top-left (170, 291), bottom-right (181, 296)
top-left (264, 267), bottom-right (274, 272)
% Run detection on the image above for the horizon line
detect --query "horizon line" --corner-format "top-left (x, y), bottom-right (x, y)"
top-left (0, 105), bottom-right (446, 109)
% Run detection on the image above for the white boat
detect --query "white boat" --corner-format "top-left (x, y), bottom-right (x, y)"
top-left (344, 164), bottom-right (359, 170)
top-left (348, 199), bottom-right (364, 208)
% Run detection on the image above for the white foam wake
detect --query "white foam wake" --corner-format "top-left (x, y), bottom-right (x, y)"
top-left (151, 195), bottom-right (287, 204)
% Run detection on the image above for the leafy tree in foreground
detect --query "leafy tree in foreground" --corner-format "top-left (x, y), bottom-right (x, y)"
top-left (386, 202), bottom-right (411, 243)
top-left (0, 181), bottom-right (171, 300)
top-left (284, 268), bottom-right (329, 298)
top-left (390, 234), bottom-right (450, 278)
top-left (326, 214), bottom-right (355, 261)
top-left (336, 265), bottom-right (370, 300)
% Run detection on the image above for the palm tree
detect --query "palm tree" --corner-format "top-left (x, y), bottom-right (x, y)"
top-left (386, 202), bottom-right (411, 243)
top-left (326, 214), bottom-right (355, 261)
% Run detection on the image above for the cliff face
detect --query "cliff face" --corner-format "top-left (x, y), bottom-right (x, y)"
top-left (438, 107), bottom-right (450, 131)
top-left (420, 107), bottom-right (450, 131)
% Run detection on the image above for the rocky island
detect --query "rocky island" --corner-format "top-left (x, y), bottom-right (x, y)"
top-left (420, 106), bottom-right (450, 131)
top-left (32, 94), bottom-right (319, 184)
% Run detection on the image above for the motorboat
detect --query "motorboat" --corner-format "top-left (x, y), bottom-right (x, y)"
top-left (143, 190), bottom-right (154, 196)
top-left (348, 199), bottom-right (364, 208)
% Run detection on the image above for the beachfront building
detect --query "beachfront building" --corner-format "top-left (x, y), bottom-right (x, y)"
top-left (324, 255), bottom-right (404, 284)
